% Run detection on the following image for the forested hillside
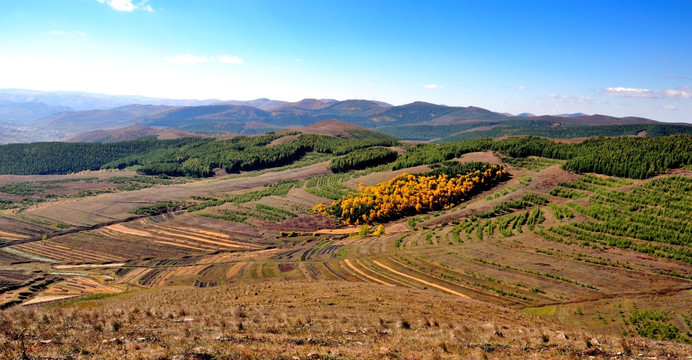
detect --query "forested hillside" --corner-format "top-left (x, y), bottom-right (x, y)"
top-left (395, 135), bottom-right (692, 179)
top-left (1, 132), bottom-right (690, 179)
top-left (0, 130), bottom-right (398, 176)
top-left (0, 137), bottom-right (210, 175)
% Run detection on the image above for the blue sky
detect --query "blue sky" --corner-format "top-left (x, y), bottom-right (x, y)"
top-left (0, 0), bottom-right (691, 122)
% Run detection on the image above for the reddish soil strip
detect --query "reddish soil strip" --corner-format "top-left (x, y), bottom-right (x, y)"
top-left (343, 259), bottom-right (394, 286)
top-left (372, 260), bottom-right (470, 298)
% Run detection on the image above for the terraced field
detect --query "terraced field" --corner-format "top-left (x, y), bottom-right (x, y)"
top-left (1, 150), bottom-right (690, 350)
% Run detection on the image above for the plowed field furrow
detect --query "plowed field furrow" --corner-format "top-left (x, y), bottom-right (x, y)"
top-left (0, 230), bottom-right (28, 240)
top-left (46, 245), bottom-right (123, 262)
top-left (198, 265), bottom-right (217, 277)
top-left (138, 269), bottom-right (165, 287)
top-left (372, 260), bottom-right (470, 298)
top-left (107, 224), bottom-right (152, 237)
top-left (353, 259), bottom-right (412, 288)
top-left (12, 245), bottom-right (80, 262)
top-left (48, 248), bottom-right (121, 263)
top-left (151, 230), bottom-right (251, 249)
top-left (154, 240), bottom-right (207, 251)
top-left (311, 262), bottom-right (340, 281)
top-left (343, 259), bottom-right (394, 286)
top-left (225, 263), bottom-right (247, 279)
top-left (274, 249), bottom-right (302, 260)
top-left (323, 261), bottom-right (354, 281)
top-left (119, 267), bottom-right (150, 284)
top-left (145, 224), bottom-right (261, 249)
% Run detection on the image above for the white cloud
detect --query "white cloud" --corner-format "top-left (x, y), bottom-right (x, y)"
top-left (165, 54), bottom-right (208, 63)
top-left (515, 85), bottom-right (526, 91)
top-left (603, 87), bottom-right (656, 98)
top-left (662, 105), bottom-right (679, 111)
top-left (423, 84), bottom-right (443, 89)
top-left (664, 87), bottom-right (692, 98)
top-left (548, 94), bottom-right (591, 104)
top-left (217, 55), bottom-right (244, 64)
top-left (97, 0), bottom-right (153, 12)
top-left (603, 86), bottom-right (692, 99)
top-left (50, 30), bottom-right (65, 36)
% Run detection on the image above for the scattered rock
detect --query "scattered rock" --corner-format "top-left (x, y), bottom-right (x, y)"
top-left (555, 331), bottom-right (569, 341)
top-left (183, 317), bottom-right (195, 322)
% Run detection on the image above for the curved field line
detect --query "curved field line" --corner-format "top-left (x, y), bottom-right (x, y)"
top-left (225, 263), bottom-right (247, 278)
top-left (343, 259), bottom-right (394, 286)
top-left (372, 260), bottom-right (470, 298)
top-left (107, 224), bottom-right (152, 237)
top-left (154, 240), bottom-right (206, 251)
top-left (353, 259), bottom-right (411, 288)
top-left (297, 262), bottom-right (314, 281)
top-left (176, 227), bottom-right (232, 239)
top-left (0, 230), bottom-right (27, 239)
top-left (145, 224), bottom-right (261, 248)
top-left (152, 230), bottom-right (247, 248)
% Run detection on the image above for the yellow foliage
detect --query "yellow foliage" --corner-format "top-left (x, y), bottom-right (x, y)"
top-left (316, 164), bottom-right (507, 224)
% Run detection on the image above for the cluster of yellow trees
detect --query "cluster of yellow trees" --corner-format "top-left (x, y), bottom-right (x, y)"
top-left (316, 164), bottom-right (507, 224)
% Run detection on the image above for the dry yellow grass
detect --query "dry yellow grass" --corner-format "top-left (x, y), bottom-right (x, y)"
top-left (1, 281), bottom-right (688, 359)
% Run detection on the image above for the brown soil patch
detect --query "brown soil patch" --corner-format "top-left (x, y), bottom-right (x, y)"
top-left (457, 151), bottom-right (502, 164)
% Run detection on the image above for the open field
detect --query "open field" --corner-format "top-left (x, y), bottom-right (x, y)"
top-left (2, 280), bottom-right (690, 360)
top-left (0, 140), bottom-right (691, 358)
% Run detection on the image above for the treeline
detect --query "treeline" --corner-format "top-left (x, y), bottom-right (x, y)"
top-left (0, 130), bottom-right (398, 176)
top-left (127, 133), bottom-right (398, 177)
top-left (0, 137), bottom-right (208, 175)
top-left (328, 148), bottom-right (398, 173)
top-left (393, 135), bottom-right (692, 179)
top-left (436, 124), bottom-right (692, 143)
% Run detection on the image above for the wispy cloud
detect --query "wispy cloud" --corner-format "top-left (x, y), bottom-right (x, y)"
top-left (423, 84), bottom-right (443, 89)
top-left (662, 105), bottom-right (678, 111)
top-left (603, 86), bottom-right (692, 99)
top-left (548, 94), bottom-right (592, 104)
top-left (514, 85), bottom-right (526, 91)
top-left (217, 55), bottom-right (243, 64)
top-left (165, 54), bottom-right (208, 64)
top-left (97, 0), bottom-right (153, 12)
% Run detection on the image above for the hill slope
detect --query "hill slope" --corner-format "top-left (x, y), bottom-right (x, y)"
top-left (1, 281), bottom-right (687, 359)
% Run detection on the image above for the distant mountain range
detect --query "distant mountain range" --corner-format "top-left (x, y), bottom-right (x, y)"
top-left (0, 89), bottom-right (689, 144)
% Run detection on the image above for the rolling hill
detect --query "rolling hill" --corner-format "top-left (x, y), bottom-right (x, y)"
top-left (2, 88), bottom-right (691, 144)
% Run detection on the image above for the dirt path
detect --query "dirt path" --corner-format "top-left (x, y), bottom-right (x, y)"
top-left (372, 260), bottom-right (470, 298)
